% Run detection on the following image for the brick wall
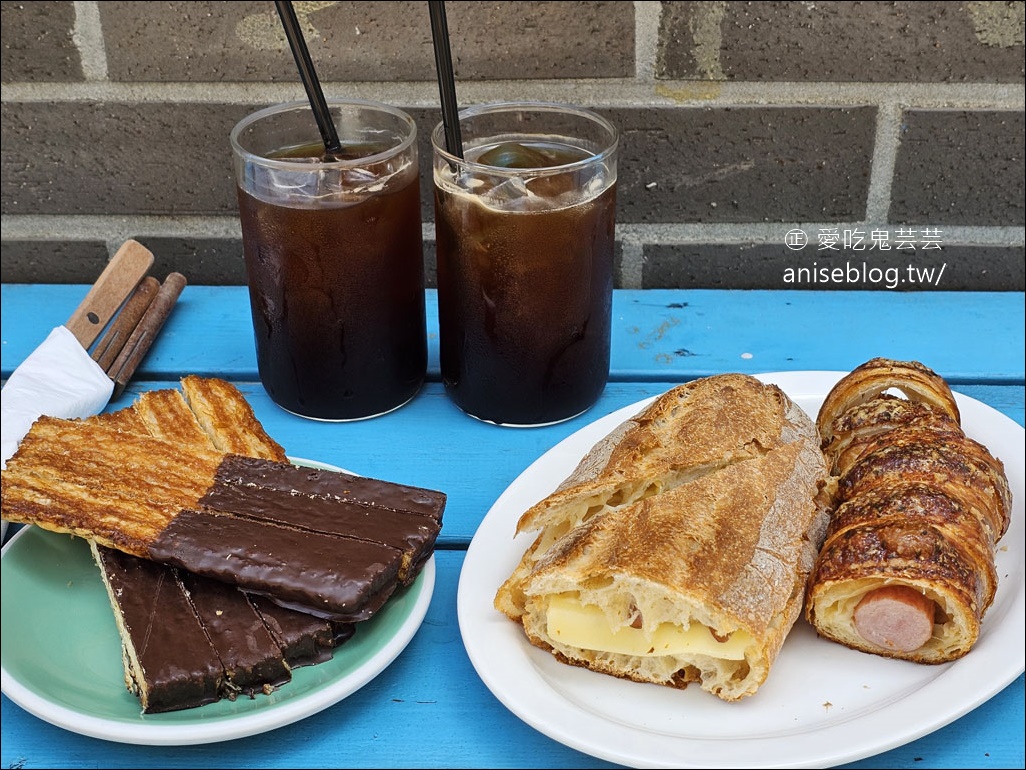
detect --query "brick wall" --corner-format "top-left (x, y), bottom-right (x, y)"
top-left (2, 0), bottom-right (1023, 290)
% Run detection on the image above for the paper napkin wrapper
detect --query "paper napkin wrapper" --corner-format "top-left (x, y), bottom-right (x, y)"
top-left (1, 325), bottom-right (114, 469)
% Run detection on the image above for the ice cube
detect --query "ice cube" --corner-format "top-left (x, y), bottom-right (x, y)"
top-left (479, 176), bottom-right (541, 211)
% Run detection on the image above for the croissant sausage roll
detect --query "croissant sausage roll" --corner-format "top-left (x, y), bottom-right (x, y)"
top-left (809, 479), bottom-right (999, 624)
top-left (837, 428), bottom-right (1012, 546)
top-left (817, 358), bottom-right (960, 445)
top-left (805, 492), bottom-right (992, 663)
top-left (807, 359), bottom-right (1012, 664)
top-left (822, 394), bottom-right (962, 477)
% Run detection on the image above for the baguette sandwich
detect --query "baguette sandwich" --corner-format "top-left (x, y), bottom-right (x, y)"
top-left (496, 374), bottom-right (832, 701)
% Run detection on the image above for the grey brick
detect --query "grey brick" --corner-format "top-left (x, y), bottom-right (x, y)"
top-left (0, 0), bottom-right (82, 83)
top-left (1, 101), bottom-right (878, 225)
top-left (1, 102), bottom-right (256, 215)
top-left (657, 1), bottom-right (1026, 83)
top-left (890, 110), bottom-right (1025, 226)
top-left (0, 237), bottom-right (248, 285)
top-left (0, 101), bottom-right (446, 218)
top-left (443, 1), bottom-right (634, 79)
top-left (612, 106), bottom-right (876, 223)
top-left (0, 239), bottom-right (110, 282)
top-left (127, 237), bottom-right (248, 285)
top-left (642, 242), bottom-right (1025, 291)
top-left (99, 0), bottom-right (633, 82)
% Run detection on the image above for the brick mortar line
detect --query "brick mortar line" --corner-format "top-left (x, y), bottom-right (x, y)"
top-left (633, 0), bottom-right (661, 83)
top-left (864, 102), bottom-right (902, 223)
top-left (2, 81), bottom-right (1023, 109)
top-left (2, 216), bottom-right (1022, 247)
top-left (618, 233), bottom-right (646, 289)
top-left (72, 1), bottom-right (107, 81)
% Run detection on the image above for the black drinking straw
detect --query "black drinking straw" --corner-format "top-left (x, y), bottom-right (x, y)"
top-left (428, 1), bottom-right (464, 158)
top-left (274, 0), bottom-right (343, 157)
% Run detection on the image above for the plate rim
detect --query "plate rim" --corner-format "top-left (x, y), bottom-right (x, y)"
top-left (457, 370), bottom-right (1026, 769)
top-left (1, 458), bottom-right (436, 746)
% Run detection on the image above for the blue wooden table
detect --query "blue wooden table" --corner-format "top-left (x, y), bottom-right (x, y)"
top-left (2, 285), bottom-right (1023, 769)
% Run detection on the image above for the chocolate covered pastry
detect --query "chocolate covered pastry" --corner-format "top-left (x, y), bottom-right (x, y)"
top-left (93, 544), bottom-right (281, 712)
top-left (92, 543), bottom-right (351, 713)
top-left (203, 455), bottom-right (442, 585)
top-left (1, 376), bottom-right (444, 712)
top-left (1, 378), bottom-right (445, 620)
top-left (92, 543), bottom-right (226, 713)
top-left (247, 592), bottom-right (350, 668)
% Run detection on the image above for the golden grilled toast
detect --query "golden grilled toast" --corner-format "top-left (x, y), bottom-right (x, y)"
top-left (180, 375), bottom-right (286, 460)
top-left (0, 377), bottom-right (284, 552)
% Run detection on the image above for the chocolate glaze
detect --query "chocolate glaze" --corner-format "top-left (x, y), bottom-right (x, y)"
top-left (148, 509), bottom-right (402, 621)
top-left (177, 570), bottom-right (291, 696)
top-left (201, 480), bottom-right (439, 584)
top-left (246, 593), bottom-right (340, 668)
top-left (96, 544), bottom-right (361, 712)
top-left (332, 621), bottom-right (357, 645)
top-left (216, 455), bottom-right (446, 521)
top-left (94, 546), bottom-right (223, 713)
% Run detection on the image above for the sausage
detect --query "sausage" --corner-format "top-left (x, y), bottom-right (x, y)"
top-left (853, 585), bottom-right (936, 652)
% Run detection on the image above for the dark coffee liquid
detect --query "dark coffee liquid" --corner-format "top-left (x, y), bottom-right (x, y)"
top-left (435, 141), bottom-right (615, 425)
top-left (238, 144), bottom-right (426, 420)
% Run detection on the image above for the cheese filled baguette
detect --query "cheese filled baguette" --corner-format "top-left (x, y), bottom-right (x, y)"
top-left (806, 358), bottom-right (1012, 663)
top-left (498, 374), bottom-right (831, 701)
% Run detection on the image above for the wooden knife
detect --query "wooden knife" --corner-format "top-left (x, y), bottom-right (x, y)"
top-left (65, 240), bottom-right (154, 349)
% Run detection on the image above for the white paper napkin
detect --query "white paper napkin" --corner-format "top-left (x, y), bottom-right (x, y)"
top-left (1, 325), bottom-right (114, 469)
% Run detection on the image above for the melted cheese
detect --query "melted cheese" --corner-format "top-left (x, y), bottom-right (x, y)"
top-left (546, 595), bottom-right (749, 660)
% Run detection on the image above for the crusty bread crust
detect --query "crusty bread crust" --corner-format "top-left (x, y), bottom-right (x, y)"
top-left (495, 373), bottom-right (828, 622)
top-left (497, 374), bottom-right (830, 701)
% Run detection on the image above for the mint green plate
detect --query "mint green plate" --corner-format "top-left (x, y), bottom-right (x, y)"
top-left (1, 476), bottom-right (434, 745)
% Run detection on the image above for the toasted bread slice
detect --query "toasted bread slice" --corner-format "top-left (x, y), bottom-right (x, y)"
top-left (180, 375), bottom-right (286, 461)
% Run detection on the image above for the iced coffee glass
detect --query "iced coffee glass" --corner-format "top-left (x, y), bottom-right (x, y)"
top-left (432, 102), bottom-right (618, 426)
top-left (231, 99), bottom-right (426, 421)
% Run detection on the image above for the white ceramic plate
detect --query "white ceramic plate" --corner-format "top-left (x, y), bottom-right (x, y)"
top-left (457, 371), bottom-right (1025, 769)
top-left (1, 459), bottom-right (435, 746)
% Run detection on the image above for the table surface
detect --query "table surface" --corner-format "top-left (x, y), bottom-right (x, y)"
top-left (2, 285), bottom-right (1023, 770)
